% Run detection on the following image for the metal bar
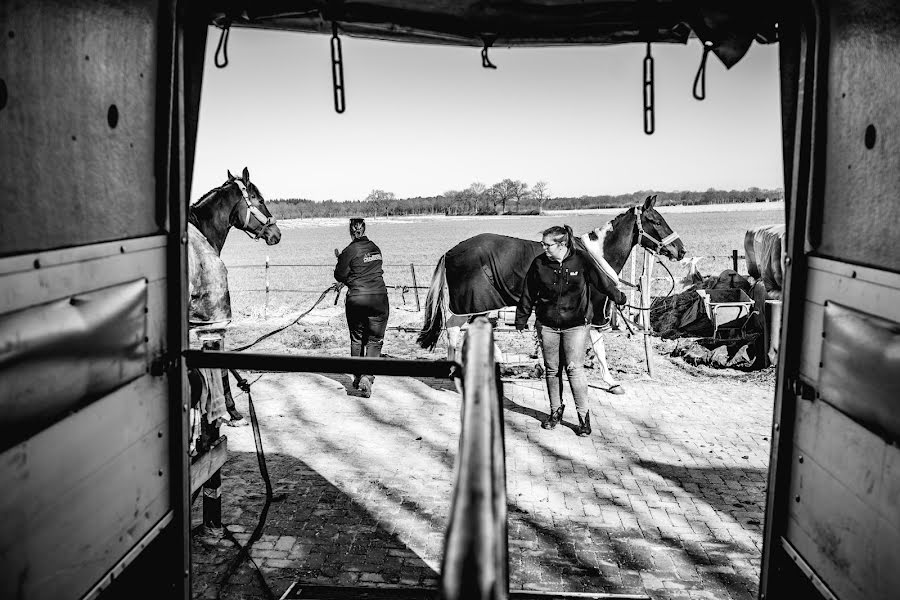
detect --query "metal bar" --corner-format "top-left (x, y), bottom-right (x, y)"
top-left (441, 316), bottom-right (508, 600)
top-left (185, 350), bottom-right (461, 379)
top-left (732, 249), bottom-right (739, 271)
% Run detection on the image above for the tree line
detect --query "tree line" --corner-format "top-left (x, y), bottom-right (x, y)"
top-left (266, 181), bottom-right (784, 220)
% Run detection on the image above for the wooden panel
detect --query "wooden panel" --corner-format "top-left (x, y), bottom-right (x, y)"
top-left (0, 244), bottom-right (166, 315)
top-left (786, 399), bottom-right (900, 600)
top-left (0, 375), bottom-right (170, 600)
top-left (0, 0), bottom-right (160, 256)
top-left (798, 300), bottom-right (823, 382)
top-left (818, 1), bottom-right (900, 271)
top-left (798, 261), bottom-right (900, 383)
top-left (190, 436), bottom-right (228, 494)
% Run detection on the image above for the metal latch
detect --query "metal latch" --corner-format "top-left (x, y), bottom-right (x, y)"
top-left (787, 375), bottom-right (816, 400)
top-left (150, 352), bottom-right (179, 376)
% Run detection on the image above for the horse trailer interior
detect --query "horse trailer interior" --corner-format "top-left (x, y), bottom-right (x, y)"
top-left (1, 1), bottom-right (897, 599)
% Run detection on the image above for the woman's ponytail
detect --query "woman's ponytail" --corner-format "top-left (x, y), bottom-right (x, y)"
top-left (564, 225), bottom-right (575, 249)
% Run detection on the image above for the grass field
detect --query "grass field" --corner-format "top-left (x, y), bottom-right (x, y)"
top-left (221, 202), bottom-right (785, 321)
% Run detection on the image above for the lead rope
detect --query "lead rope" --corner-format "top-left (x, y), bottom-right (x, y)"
top-left (230, 283), bottom-right (341, 352)
top-left (216, 372), bottom-right (279, 600)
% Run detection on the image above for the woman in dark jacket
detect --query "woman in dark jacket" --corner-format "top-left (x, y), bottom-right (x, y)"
top-left (515, 225), bottom-right (626, 436)
top-left (334, 218), bottom-right (389, 398)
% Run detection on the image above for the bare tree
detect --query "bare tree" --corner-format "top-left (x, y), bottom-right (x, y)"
top-left (491, 179), bottom-right (529, 213)
top-left (532, 180), bottom-right (550, 214)
top-left (366, 189), bottom-right (397, 217)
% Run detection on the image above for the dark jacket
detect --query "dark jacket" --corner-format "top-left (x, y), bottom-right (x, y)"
top-left (334, 237), bottom-right (388, 297)
top-left (515, 248), bottom-right (625, 330)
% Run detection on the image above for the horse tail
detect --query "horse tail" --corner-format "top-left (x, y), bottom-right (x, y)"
top-left (417, 254), bottom-right (449, 350)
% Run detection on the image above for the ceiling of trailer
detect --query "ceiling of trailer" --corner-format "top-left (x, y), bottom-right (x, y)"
top-left (209, 1), bottom-right (778, 69)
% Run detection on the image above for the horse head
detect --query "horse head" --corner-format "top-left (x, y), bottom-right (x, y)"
top-left (226, 167), bottom-right (282, 246)
top-left (634, 195), bottom-right (686, 261)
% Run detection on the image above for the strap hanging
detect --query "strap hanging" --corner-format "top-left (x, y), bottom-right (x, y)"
top-left (214, 22), bottom-right (231, 68)
top-left (692, 41), bottom-right (713, 100)
top-left (642, 42), bottom-right (655, 135)
top-left (481, 37), bottom-right (497, 69)
top-left (330, 22), bottom-right (346, 113)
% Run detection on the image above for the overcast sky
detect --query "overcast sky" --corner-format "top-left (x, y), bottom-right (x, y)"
top-left (192, 27), bottom-right (783, 202)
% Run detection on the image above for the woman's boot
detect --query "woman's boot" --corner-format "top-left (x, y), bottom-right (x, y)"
top-left (359, 375), bottom-right (373, 398)
top-left (542, 404), bottom-right (565, 429)
top-left (576, 411), bottom-right (592, 437)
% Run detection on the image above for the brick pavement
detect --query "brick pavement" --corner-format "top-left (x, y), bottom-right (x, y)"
top-left (191, 371), bottom-right (772, 600)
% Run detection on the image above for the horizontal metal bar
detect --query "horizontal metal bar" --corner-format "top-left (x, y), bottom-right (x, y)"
top-left (184, 350), bottom-right (461, 379)
top-left (226, 263), bottom-right (434, 268)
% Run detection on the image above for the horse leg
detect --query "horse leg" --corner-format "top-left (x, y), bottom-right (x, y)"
top-left (588, 327), bottom-right (623, 393)
top-left (446, 314), bottom-right (468, 361)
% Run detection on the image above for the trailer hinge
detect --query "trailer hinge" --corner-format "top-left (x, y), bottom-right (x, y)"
top-left (150, 352), bottom-right (179, 376)
top-left (787, 375), bottom-right (816, 400)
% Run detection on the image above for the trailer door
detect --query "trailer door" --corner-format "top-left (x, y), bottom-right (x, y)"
top-left (760, 3), bottom-right (900, 599)
top-left (0, 1), bottom-right (194, 598)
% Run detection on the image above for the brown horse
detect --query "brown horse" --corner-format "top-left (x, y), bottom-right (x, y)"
top-left (188, 167), bottom-right (281, 326)
top-left (188, 167), bottom-right (281, 428)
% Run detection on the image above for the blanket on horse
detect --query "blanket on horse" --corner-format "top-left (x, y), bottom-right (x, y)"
top-left (744, 224), bottom-right (785, 299)
top-left (445, 233), bottom-right (543, 315)
top-left (188, 223), bottom-right (232, 326)
top-left (444, 232), bottom-right (616, 327)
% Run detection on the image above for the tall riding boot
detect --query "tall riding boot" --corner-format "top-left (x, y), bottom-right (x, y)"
top-left (542, 404), bottom-right (565, 430)
top-left (351, 341), bottom-right (363, 389)
top-left (576, 411), bottom-right (592, 437)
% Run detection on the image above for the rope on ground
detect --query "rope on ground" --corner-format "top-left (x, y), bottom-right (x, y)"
top-left (231, 283), bottom-right (341, 352)
top-left (216, 371), bottom-right (283, 600)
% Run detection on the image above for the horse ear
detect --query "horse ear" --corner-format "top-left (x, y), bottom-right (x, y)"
top-left (643, 195), bottom-right (657, 210)
top-left (242, 167), bottom-right (250, 184)
top-left (227, 170), bottom-right (235, 181)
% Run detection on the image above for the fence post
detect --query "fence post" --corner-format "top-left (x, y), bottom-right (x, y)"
top-left (410, 263), bottom-right (421, 311)
top-left (629, 250), bottom-right (637, 320)
top-left (732, 249), bottom-right (738, 272)
top-left (642, 250), bottom-right (655, 378)
top-left (264, 255), bottom-right (270, 320)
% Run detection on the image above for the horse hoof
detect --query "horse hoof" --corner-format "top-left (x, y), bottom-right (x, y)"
top-left (607, 385), bottom-right (625, 395)
top-left (359, 378), bottom-right (372, 398)
top-left (226, 418), bottom-right (249, 427)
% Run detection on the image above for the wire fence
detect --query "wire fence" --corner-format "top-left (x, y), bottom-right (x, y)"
top-left (225, 251), bottom-right (747, 321)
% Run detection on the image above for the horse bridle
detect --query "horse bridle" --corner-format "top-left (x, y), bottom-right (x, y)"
top-left (634, 207), bottom-right (680, 256)
top-left (231, 178), bottom-right (276, 239)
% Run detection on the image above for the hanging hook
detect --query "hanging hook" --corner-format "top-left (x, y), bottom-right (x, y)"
top-left (481, 37), bottom-right (497, 69)
top-left (692, 41), bottom-right (713, 100)
top-left (643, 42), bottom-right (655, 135)
top-left (214, 22), bottom-right (231, 68)
top-left (330, 22), bottom-right (346, 113)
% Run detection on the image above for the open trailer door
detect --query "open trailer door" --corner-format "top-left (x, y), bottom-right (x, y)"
top-left (0, 2), bottom-right (208, 598)
top-left (760, 2), bottom-right (900, 599)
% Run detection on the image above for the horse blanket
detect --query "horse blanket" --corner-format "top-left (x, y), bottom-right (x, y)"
top-left (744, 224), bottom-right (785, 299)
top-left (444, 232), bottom-right (616, 327)
top-left (188, 222), bottom-right (232, 326)
top-left (446, 234), bottom-right (542, 315)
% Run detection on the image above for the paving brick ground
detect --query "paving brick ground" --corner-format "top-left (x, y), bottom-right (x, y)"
top-left (191, 371), bottom-right (772, 600)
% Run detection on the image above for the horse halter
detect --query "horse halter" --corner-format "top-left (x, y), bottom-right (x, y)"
top-left (633, 207), bottom-right (680, 255)
top-left (232, 178), bottom-right (276, 239)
